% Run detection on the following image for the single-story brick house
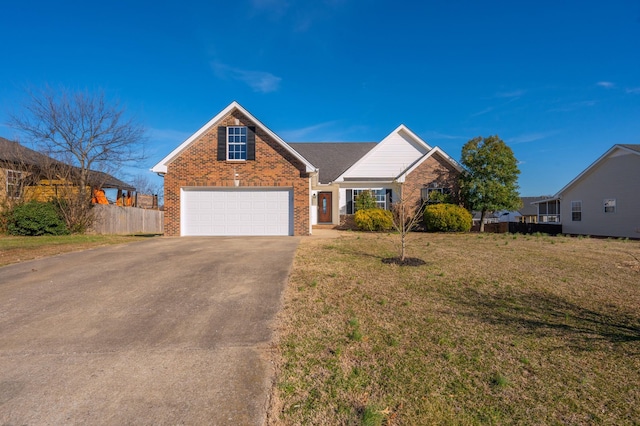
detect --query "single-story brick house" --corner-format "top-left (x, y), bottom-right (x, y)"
top-left (0, 137), bottom-right (135, 207)
top-left (152, 101), bottom-right (462, 236)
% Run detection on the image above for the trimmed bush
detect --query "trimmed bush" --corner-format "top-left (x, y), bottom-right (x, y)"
top-left (355, 208), bottom-right (393, 231)
top-left (6, 201), bottom-right (69, 236)
top-left (424, 203), bottom-right (472, 232)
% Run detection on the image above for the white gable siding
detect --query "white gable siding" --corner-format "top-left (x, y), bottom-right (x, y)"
top-left (561, 150), bottom-right (640, 238)
top-left (342, 131), bottom-right (429, 179)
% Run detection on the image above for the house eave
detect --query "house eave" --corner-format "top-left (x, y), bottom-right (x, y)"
top-left (340, 178), bottom-right (396, 184)
top-left (551, 144), bottom-right (640, 198)
top-left (151, 101), bottom-right (317, 174)
top-left (531, 197), bottom-right (561, 204)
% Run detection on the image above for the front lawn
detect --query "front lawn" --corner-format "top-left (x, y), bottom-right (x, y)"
top-left (270, 232), bottom-right (640, 425)
top-left (0, 234), bottom-right (150, 267)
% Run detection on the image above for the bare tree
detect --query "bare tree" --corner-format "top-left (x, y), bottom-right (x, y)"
top-left (391, 185), bottom-right (427, 262)
top-left (130, 174), bottom-right (163, 208)
top-left (8, 86), bottom-right (146, 231)
top-left (130, 174), bottom-right (161, 196)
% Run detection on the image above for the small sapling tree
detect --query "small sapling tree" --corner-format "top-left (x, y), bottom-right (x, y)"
top-left (390, 185), bottom-right (427, 263)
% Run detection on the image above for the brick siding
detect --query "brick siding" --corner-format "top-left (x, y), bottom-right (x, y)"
top-left (163, 109), bottom-right (311, 236)
top-left (402, 153), bottom-right (461, 208)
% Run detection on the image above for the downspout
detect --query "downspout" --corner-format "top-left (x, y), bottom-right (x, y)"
top-left (308, 171), bottom-right (318, 235)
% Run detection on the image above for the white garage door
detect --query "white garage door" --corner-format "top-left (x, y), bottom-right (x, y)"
top-left (181, 188), bottom-right (294, 236)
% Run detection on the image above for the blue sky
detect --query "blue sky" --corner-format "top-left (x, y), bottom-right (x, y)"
top-left (1, 1), bottom-right (639, 196)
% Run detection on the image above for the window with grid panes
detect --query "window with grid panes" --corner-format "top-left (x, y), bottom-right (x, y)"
top-left (227, 126), bottom-right (247, 160)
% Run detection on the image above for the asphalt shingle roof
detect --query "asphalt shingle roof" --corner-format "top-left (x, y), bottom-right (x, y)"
top-left (0, 137), bottom-right (134, 190)
top-left (289, 142), bottom-right (377, 183)
top-left (0, 137), bottom-right (54, 166)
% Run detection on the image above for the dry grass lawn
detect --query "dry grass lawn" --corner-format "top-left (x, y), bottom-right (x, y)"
top-left (0, 235), bottom-right (149, 267)
top-left (269, 232), bottom-right (640, 425)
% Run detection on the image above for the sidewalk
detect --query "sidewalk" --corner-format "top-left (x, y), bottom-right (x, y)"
top-left (309, 227), bottom-right (343, 239)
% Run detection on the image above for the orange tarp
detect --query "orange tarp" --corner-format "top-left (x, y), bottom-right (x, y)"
top-left (92, 189), bottom-right (109, 205)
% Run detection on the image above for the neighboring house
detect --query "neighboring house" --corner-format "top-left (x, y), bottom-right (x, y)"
top-left (0, 137), bottom-right (135, 206)
top-left (471, 211), bottom-right (502, 226)
top-left (535, 144), bottom-right (640, 238)
top-left (518, 196), bottom-right (550, 223)
top-left (151, 101), bottom-right (463, 236)
top-left (496, 210), bottom-right (521, 223)
top-left (486, 196), bottom-right (550, 224)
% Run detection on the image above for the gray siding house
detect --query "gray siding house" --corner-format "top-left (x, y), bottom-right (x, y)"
top-left (536, 144), bottom-right (640, 238)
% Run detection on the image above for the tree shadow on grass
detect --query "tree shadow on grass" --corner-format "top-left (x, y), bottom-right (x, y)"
top-left (448, 287), bottom-right (640, 352)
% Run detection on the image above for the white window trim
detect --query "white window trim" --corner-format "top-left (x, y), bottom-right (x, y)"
top-left (421, 187), bottom-right (451, 204)
top-left (227, 126), bottom-right (247, 161)
top-left (603, 198), bottom-right (616, 213)
top-left (6, 169), bottom-right (23, 199)
top-left (571, 200), bottom-right (582, 222)
top-left (353, 189), bottom-right (387, 210)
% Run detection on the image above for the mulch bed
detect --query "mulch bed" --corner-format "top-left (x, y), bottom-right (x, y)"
top-left (382, 257), bottom-right (426, 266)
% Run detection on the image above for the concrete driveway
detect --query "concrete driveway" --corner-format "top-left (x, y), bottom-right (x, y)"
top-left (0, 236), bottom-right (299, 425)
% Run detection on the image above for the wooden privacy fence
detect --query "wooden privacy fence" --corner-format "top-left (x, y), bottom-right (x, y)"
top-left (508, 222), bottom-right (563, 235)
top-left (472, 222), bottom-right (562, 235)
top-left (90, 204), bottom-right (164, 235)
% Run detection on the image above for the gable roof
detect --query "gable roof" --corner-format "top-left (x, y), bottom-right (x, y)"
top-left (0, 137), bottom-right (134, 190)
top-left (336, 124), bottom-right (433, 182)
top-left (151, 101), bottom-right (316, 174)
top-left (289, 142), bottom-right (377, 183)
top-left (545, 144), bottom-right (640, 200)
top-left (396, 146), bottom-right (463, 183)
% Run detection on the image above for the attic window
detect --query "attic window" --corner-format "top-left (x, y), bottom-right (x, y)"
top-left (227, 126), bottom-right (247, 160)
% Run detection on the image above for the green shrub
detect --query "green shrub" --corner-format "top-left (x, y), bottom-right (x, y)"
top-left (355, 208), bottom-right (393, 231)
top-left (424, 203), bottom-right (472, 232)
top-left (6, 201), bottom-right (69, 236)
top-left (355, 190), bottom-right (378, 211)
top-left (427, 190), bottom-right (452, 204)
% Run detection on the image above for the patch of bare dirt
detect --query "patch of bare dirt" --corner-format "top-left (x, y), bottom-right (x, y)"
top-left (381, 257), bottom-right (426, 266)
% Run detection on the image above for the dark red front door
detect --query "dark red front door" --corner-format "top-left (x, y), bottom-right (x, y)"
top-left (318, 192), bottom-right (332, 223)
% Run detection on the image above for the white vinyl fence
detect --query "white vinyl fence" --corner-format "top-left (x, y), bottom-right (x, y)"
top-left (90, 204), bottom-right (164, 235)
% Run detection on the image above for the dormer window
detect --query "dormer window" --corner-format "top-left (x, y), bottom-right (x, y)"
top-left (227, 126), bottom-right (247, 160)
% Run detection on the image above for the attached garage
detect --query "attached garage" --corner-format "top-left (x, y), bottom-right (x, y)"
top-left (181, 187), bottom-right (294, 236)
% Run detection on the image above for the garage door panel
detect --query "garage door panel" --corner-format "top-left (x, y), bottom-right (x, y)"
top-left (181, 188), bottom-right (293, 236)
